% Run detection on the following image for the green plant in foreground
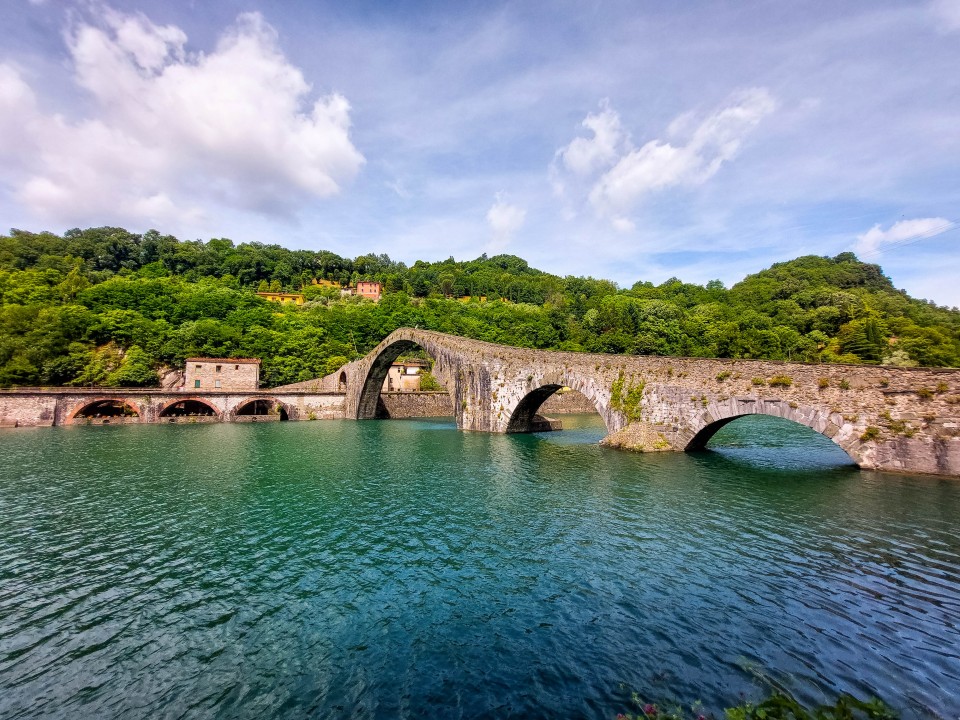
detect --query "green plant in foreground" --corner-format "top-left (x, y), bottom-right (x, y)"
top-left (768, 375), bottom-right (792, 388)
top-left (725, 692), bottom-right (896, 720)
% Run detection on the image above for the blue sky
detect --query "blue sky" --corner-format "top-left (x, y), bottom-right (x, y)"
top-left (1, 0), bottom-right (959, 306)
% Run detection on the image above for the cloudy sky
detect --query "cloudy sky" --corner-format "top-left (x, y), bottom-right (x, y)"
top-left (1, 1), bottom-right (959, 305)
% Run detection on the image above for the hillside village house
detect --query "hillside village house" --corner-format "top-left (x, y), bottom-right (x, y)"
top-left (356, 281), bottom-right (382, 301)
top-left (256, 292), bottom-right (305, 305)
top-left (382, 359), bottom-right (429, 392)
top-left (184, 358), bottom-right (260, 391)
top-left (340, 281), bottom-right (382, 302)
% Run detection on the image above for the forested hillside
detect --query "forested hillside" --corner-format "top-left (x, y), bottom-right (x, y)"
top-left (1, 227), bottom-right (958, 388)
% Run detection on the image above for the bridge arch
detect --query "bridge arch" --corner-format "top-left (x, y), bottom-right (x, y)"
top-left (231, 397), bottom-right (295, 421)
top-left (158, 397), bottom-right (221, 420)
top-left (683, 401), bottom-right (862, 465)
top-left (338, 371), bottom-right (347, 392)
top-left (503, 373), bottom-right (620, 435)
top-left (67, 397), bottom-right (141, 423)
top-left (355, 337), bottom-right (455, 420)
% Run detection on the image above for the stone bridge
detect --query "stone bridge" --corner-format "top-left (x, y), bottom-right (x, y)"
top-left (0, 389), bottom-right (346, 427)
top-left (328, 328), bottom-right (960, 476)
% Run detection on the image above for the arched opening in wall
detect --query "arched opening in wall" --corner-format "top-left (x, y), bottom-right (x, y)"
top-left (685, 414), bottom-right (858, 470)
top-left (356, 340), bottom-right (452, 420)
top-left (235, 399), bottom-right (289, 420)
top-left (73, 400), bottom-right (139, 420)
top-left (506, 385), bottom-right (605, 436)
top-left (159, 399), bottom-right (218, 418)
top-left (338, 371), bottom-right (347, 392)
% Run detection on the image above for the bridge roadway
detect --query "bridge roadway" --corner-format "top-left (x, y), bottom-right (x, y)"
top-left (2, 328), bottom-right (959, 476)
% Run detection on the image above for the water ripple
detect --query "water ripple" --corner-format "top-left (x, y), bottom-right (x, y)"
top-left (0, 417), bottom-right (958, 719)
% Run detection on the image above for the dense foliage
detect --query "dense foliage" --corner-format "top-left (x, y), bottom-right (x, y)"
top-left (1, 227), bottom-right (958, 388)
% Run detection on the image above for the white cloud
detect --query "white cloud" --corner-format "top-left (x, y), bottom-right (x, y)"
top-left (556, 100), bottom-right (626, 177)
top-left (486, 193), bottom-right (526, 252)
top-left (931, 0), bottom-right (960, 31)
top-left (588, 88), bottom-right (776, 222)
top-left (854, 217), bottom-right (955, 256)
top-left (0, 7), bottom-right (364, 228)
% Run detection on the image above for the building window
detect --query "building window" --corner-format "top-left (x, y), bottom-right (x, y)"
top-left (235, 365), bottom-right (239, 370)
top-left (194, 379), bottom-right (201, 388)
top-left (216, 365), bottom-right (221, 372)
top-left (195, 364), bottom-right (202, 369)
top-left (215, 380), bottom-right (221, 388)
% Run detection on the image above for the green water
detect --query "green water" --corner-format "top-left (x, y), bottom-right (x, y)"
top-left (0, 415), bottom-right (958, 719)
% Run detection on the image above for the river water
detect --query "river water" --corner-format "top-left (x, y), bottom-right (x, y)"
top-left (0, 415), bottom-right (958, 719)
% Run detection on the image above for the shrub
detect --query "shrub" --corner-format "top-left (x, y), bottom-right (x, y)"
top-left (839, 379), bottom-right (850, 390)
top-left (936, 381), bottom-right (949, 394)
top-left (623, 382), bottom-right (645, 421)
top-left (751, 377), bottom-right (765, 386)
top-left (768, 375), bottom-right (792, 388)
top-left (419, 371), bottom-right (443, 391)
top-left (860, 426), bottom-right (880, 442)
top-left (916, 387), bottom-right (933, 399)
top-left (619, 690), bottom-right (896, 720)
top-left (888, 418), bottom-right (908, 435)
top-left (716, 371), bottom-right (731, 382)
top-left (818, 377), bottom-right (830, 389)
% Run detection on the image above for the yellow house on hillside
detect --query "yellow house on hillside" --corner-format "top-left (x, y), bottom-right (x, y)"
top-left (256, 292), bottom-right (305, 305)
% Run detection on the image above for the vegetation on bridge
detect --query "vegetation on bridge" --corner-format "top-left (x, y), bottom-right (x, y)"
top-left (1, 227), bottom-right (958, 388)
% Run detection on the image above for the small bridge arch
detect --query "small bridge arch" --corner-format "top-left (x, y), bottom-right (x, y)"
top-left (67, 397), bottom-right (142, 423)
top-left (683, 399), bottom-right (862, 465)
top-left (231, 397), bottom-right (295, 421)
top-left (158, 397), bottom-right (221, 420)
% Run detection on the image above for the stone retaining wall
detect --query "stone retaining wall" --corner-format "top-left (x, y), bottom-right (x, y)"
top-left (378, 391), bottom-right (454, 417)
top-left (540, 390), bottom-right (598, 414)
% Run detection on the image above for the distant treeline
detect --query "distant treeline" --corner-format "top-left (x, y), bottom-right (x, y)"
top-left (1, 227), bottom-right (958, 388)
